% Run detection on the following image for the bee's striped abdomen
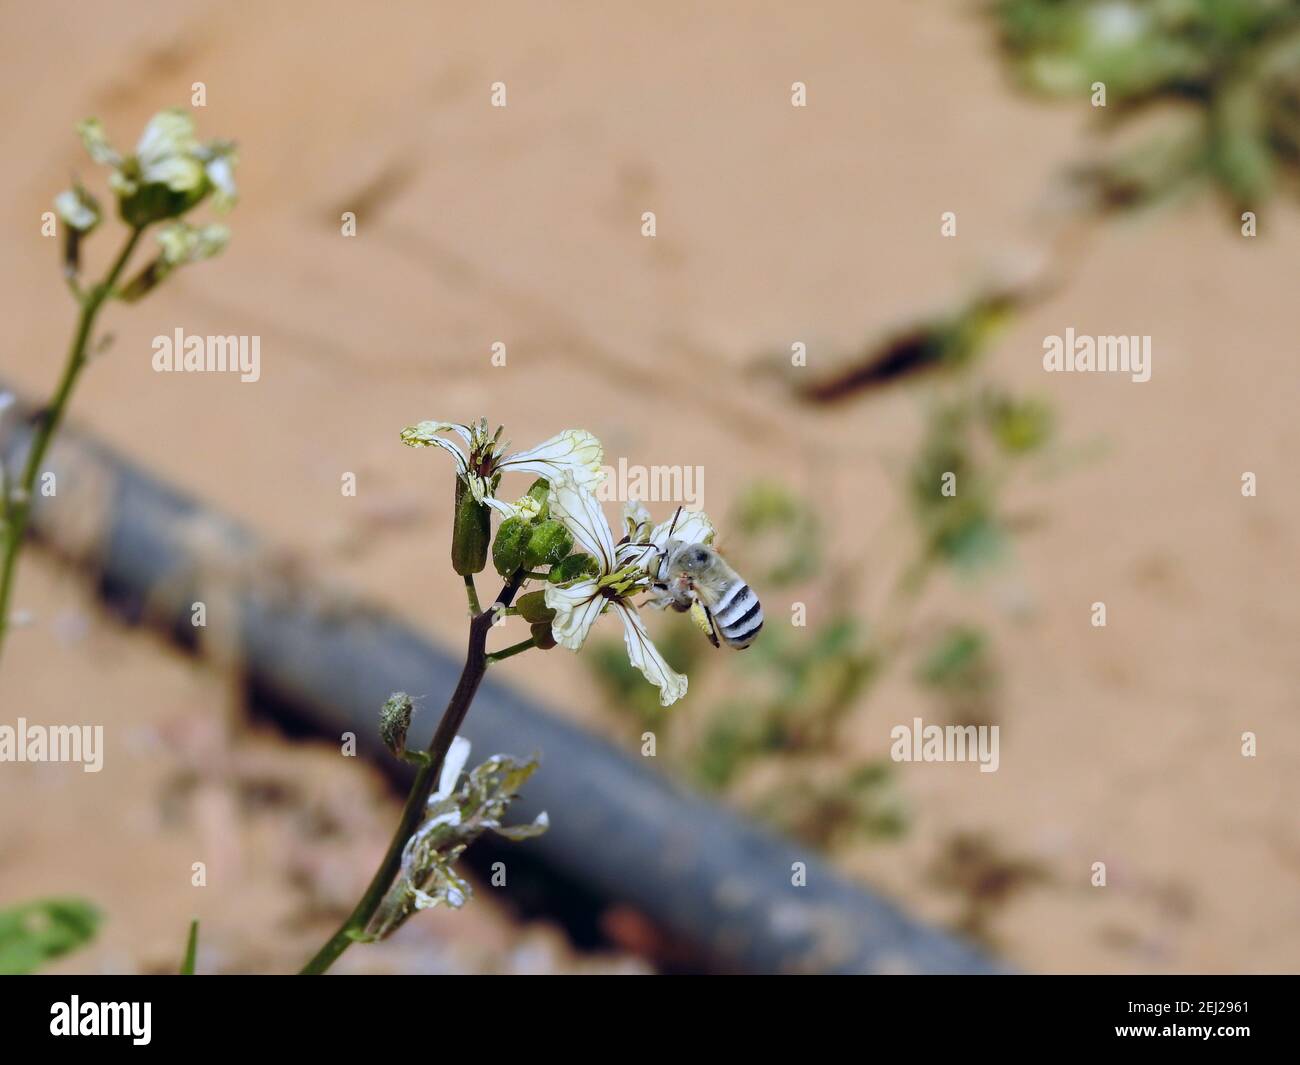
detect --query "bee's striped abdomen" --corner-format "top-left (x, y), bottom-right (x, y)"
top-left (712, 581), bottom-right (763, 649)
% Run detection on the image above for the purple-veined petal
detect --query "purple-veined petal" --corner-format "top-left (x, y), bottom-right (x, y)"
top-left (497, 429), bottom-right (604, 490)
top-left (547, 477), bottom-right (617, 573)
top-left (544, 578), bottom-right (604, 650)
top-left (613, 602), bottom-right (688, 707)
top-left (399, 421), bottom-right (470, 474)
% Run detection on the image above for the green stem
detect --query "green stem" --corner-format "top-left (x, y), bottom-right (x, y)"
top-left (463, 573), bottom-right (481, 616)
top-left (0, 226), bottom-right (142, 665)
top-left (299, 571), bottom-right (526, 975)
top-left (486, 635), bottom-right (536, 664)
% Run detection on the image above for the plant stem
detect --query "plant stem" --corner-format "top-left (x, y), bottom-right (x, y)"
top-left (0, 226), bottom-right (142, 666)
top-left (486, 635), bottom-right (535, 664)
top-left (299, 571), bottom-right (526, 975)
top-left (463, 573), bottom-right (481, 616)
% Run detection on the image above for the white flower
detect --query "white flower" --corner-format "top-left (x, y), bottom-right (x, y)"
top-left (400, 419), bottom-right (604, 517)
top-left (543, 479), bottom-right (712, 707)
top-left (157, 221), bottom-right (230, 265)
top-left (54, 187), bottom-right (100, 232)
top-left (194, 143), bottom-right (238, 210)
top-left (615, 498), bottom-right (714, 578)
top-left (76, 110), bottom-right (238, 209)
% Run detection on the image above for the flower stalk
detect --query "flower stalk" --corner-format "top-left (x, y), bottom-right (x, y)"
top-left (299, 570), bottom-right (525, 975)
top-left (0, 225), bottom-right (142, 665)
top-left (1, 108), bottom-right (236, 667)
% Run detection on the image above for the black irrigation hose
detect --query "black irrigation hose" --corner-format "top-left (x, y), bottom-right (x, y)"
top-left (0, 387), bottom-right (1003, 974)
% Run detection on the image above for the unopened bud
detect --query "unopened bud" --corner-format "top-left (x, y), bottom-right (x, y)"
top-left (522, 519), bottom-right (572, 569)
top-left (530, 622), bottom-right (556, 650)
top-left (492, 516), bottom-right (531, 577)
top-left (515, 590), bottom-right (555, 625)
top-left (379, 692), bottom-right (415, 757)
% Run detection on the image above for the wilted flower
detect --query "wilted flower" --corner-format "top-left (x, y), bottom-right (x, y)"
top-left (75, 109), bottom-right (238, 225)
top-left (365, 737), bottom-right (547, 939)
top-left (543, 477), bottom-right (714, 707)
top-left (400, 419), bottom-right (604, 518)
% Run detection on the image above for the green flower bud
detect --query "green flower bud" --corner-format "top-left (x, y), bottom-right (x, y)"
top-left (452, 478), bottom-right (490, 575)
top-left (492, 516), bottom-right (531, 577)
top-left (379, 692), bottom-right (415, 757)
top-left (516, 590), bottom-right (555, 625)
top-left (530, 622), bottom-right (556, 650)
top-left (548, 552), bottom-right (600, 584)
top-left (522, 519), bottom-right (572, 569)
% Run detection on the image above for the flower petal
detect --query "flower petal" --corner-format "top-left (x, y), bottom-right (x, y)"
top-left (157, 222), bottom-right (229, 265)
top-left (204, 153), bottom-right (238, 210)
top-left (622, 499), bottom-right (652, 540)
top-left (142, 153), bottom-right (204, 193)
top-left (482, 495), bottom-right (516, 519)
top-left (75, 118), bottom-right (121, 166)
top-left (135, 109), bottom-right (197, 167)
top-left (547, 477), bottom-right (617, 572)
top-left (431, 736), bottom-right (473, 802)
top-left (613, 602), bottom-right (688, 707)
top-left (54, 188), bottom-right (100, 232)
top-left (651, 507), bottom-right (714, 550)
top-left (617, 506), bottom-right (714, 573)
top-left (497, 429), bottom-right (604, 490)
top-left (544, 578), bottom-right (604, 650)
top-left (399, 421), bottom-right (470, 473)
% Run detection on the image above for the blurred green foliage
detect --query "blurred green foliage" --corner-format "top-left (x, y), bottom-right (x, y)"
top-left (585, 386), bottom-right (1057, 854)
top-left (916, 624), bottom-right (1000, 726)
top-left (906, 385), bottom-right (1055, 581)
top-left (585, 371), bottom-right (1062, 865)
top-left (991, 0), bottom-right (1300, 210)
top-left (0, 897), bottom-right (100, 974)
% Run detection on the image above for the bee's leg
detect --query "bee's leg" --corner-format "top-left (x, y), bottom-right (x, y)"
top-left (705, 604), bottom-right (722, 648)
top-left (645, 583), bottom-right (672, 610)
top-left (690, 600), bottom-right (721, 647)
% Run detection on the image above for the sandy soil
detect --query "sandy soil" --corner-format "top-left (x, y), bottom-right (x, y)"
top-left (1, 0), bottom-right (1297, 973)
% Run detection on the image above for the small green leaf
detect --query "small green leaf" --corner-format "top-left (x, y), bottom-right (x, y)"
top-left (0, 897), bottom-right (100, 975)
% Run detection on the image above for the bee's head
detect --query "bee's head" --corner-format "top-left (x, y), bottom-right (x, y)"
top-left (676, 544), bottom-right (714, 574)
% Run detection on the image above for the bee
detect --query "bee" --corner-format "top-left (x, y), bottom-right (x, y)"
top-left (644, 514), bottom-right (762, 650)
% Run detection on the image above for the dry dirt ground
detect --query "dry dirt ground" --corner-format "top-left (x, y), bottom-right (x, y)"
top-left (0, 1), bottom-right (1297, 973)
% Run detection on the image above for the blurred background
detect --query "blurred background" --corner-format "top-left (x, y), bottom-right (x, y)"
top-left (1, 0), bottom-right (1298, 974)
